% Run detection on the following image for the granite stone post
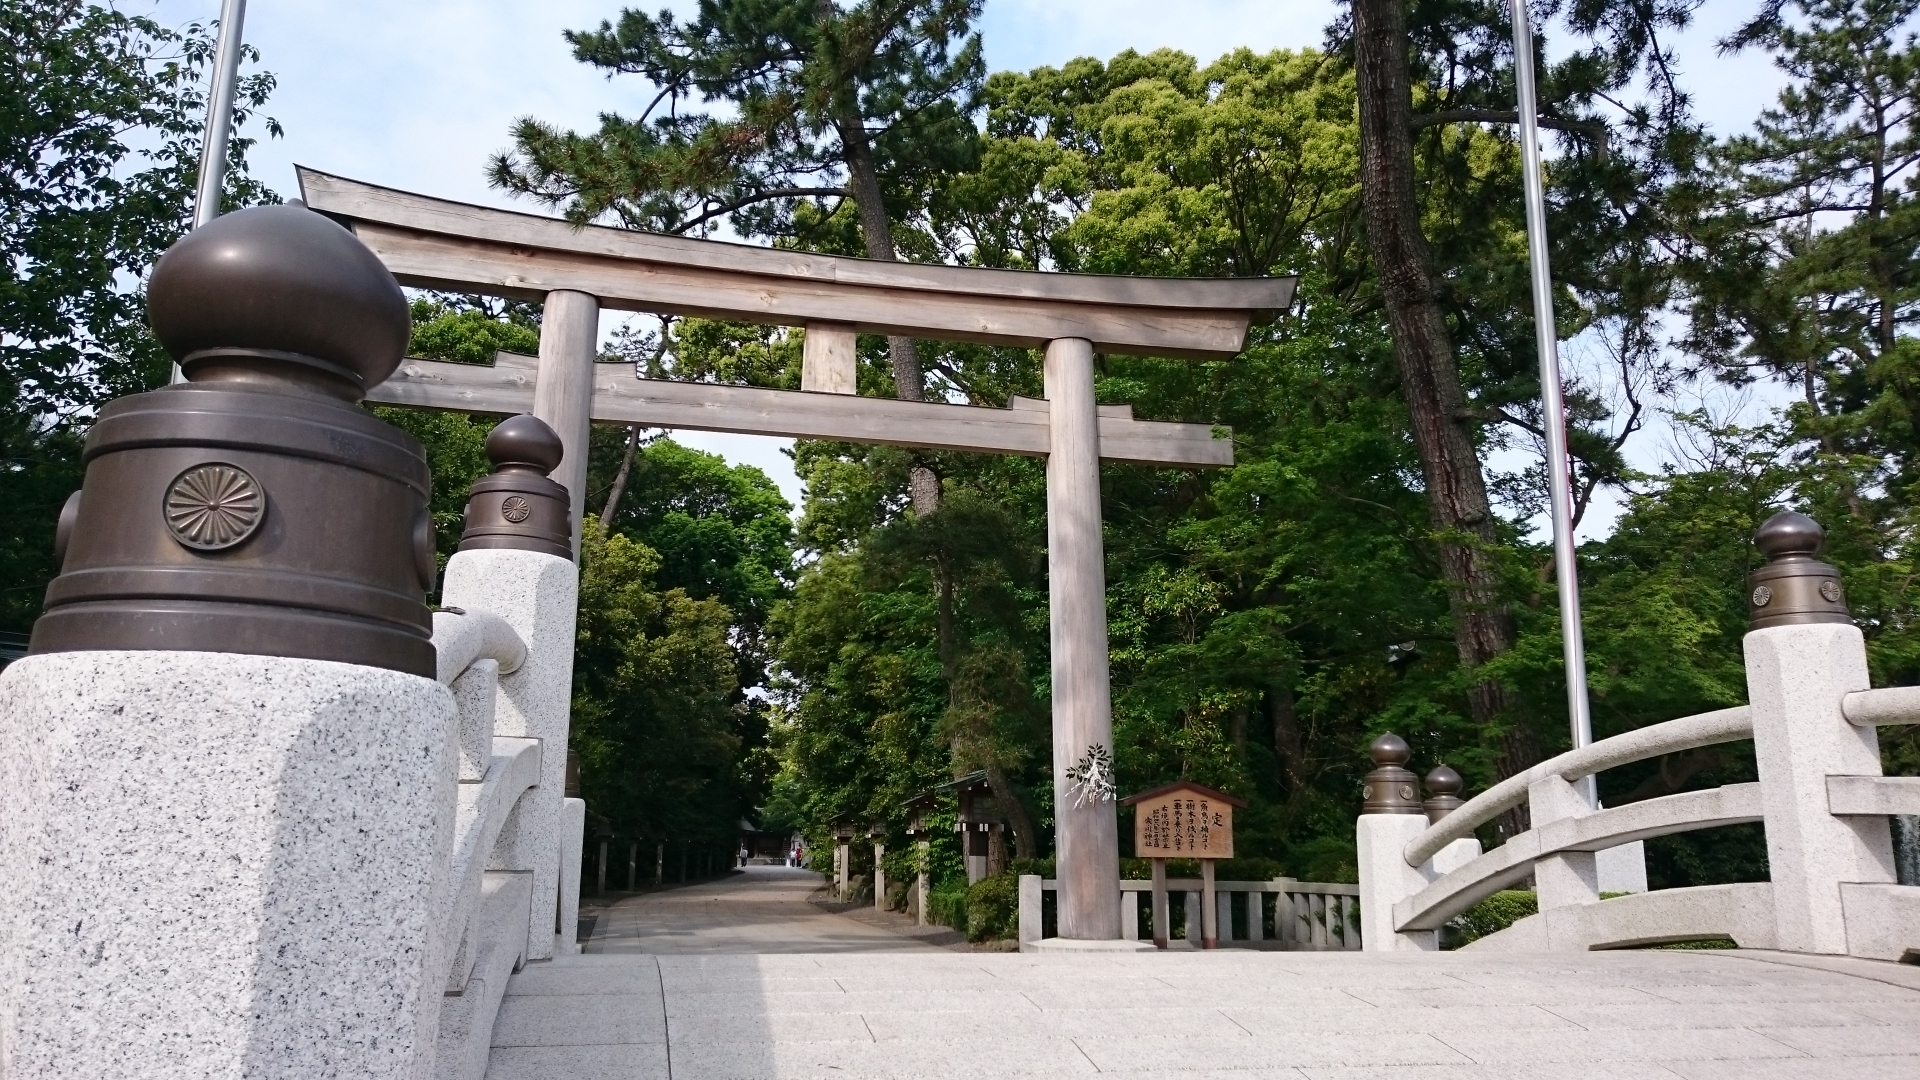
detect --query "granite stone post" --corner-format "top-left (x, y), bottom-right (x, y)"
top-left (1531, 774), bottom-right (1600, 912)
top-left (1355, 733), bottom-right (1437, 952)
top-left (0, 652), bottom-right (457, 1080)
top-left (1356, 813), bottom-right (1437, 952)
top-left (1597, 841), bottom-right (1649, 894)
top-left (441, 547), bottom-right (580, 962)
top-left (1745, 621), bottom-right (1896, 953)
top-left (558, 798), bottom-right (585, 955)
top-left (916, 839), bottom-right (931, 926)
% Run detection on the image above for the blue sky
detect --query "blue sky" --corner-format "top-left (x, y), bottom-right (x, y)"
top-left (144, 0), bottom-right (1792, 525)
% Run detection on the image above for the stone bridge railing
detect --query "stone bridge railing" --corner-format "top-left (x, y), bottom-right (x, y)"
top-left (1357, 512), bottom-right (1920, 959)
top-left (1018, 875), bottom-right (1362, 951)
top-left (428, 603), bottom-right (580, 1080)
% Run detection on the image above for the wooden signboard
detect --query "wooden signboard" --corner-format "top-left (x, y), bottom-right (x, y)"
top-left (1122, 781), bottom-right (1247, 949)
top-left (1126, 780), bottom-right (1243, 860)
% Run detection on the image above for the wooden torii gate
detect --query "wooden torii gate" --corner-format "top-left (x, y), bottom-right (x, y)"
top-left (299, 168), bottom-right (1296, 943)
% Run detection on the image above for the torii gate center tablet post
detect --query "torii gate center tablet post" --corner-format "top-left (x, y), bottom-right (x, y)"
top-left (300, 169), bottom-right (1296, 941)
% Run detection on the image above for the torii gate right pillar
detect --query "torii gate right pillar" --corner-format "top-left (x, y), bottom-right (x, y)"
top-left (1045, 337), bottom-right (1122, 939)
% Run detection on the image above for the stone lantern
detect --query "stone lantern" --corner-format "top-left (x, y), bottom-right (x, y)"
top-left (902, 790), bottom-right (940, 925)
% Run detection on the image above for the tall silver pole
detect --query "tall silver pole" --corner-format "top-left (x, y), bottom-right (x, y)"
top-left (1510, 0), bottom-right (1596, 805)
top-left (175, 0), bottom-right (248, 385)
top-left (192, 0), bottom-right (249, 229)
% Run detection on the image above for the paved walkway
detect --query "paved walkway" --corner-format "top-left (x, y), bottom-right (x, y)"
top-left (485, 942), bottom-right (1920, 1079)
top-left (582, 865), bottom-right (939, 954)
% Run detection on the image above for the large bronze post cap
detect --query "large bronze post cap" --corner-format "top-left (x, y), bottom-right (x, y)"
top-left (32, 203), bottom-right (433, 677)
top-left (1748, 510), bottom-right (1850, 629)
top-left (147, 203), bottom-right (409, 395)
top-left (1361, 732), bottom-right (1425, 815)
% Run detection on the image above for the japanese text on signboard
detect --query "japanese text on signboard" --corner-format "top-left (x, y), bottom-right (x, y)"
top-left (1133, 793), bottom-right (1233, 859)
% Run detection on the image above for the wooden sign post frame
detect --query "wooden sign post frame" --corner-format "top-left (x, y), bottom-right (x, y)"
top-left (1123, 780), bottom-right (1247, 950)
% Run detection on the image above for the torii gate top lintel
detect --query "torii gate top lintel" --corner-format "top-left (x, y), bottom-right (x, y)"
top-left (295, 167), bottom-right (1296, 361)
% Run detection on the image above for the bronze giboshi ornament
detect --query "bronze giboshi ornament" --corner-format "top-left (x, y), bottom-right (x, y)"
top-left (30, 203), bottom-right (439, 677)
top-left (458, 413), bottom-right (573, 560)
top-left (1747, 511), bottom-right (1851, 631)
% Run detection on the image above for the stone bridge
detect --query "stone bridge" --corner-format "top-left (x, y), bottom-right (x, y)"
top-left (1, 190), bottom-right (1917, 1080)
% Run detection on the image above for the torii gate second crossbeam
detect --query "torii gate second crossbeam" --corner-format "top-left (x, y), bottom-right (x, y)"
top-left (299, 168), bottom-right (1297, 943)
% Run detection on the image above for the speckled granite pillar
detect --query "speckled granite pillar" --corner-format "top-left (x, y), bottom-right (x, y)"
top-left (440, 548), bottom-right (578, 962)
top-left (0, 651), bottom-right (457, 1080)
top-left (1356, 813), bottom-right (1437, 952)
top-left (1745, 621), bottom-right (1896, 954)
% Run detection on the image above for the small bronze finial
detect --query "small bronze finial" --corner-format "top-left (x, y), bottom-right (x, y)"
top-left (1361, 733), bottom-right (1424, 815)
top-left (1422, 764), bottom-right (1465, 823)
top-left (457, 414), bottom-right (573, 560)
top-left (1748, 510), bottom-right (1850, 630)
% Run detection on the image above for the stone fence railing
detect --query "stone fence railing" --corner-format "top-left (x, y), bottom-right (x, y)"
top-left (1018, 875), bottom-right (1362, 951)
top-left (427, 524), bottom-right (586, 1080)
top-left (1357, 512), bottom-right (1920, 960)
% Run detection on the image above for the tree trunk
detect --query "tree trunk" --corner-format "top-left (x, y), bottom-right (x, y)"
top-left (598, 424), bottom-right (641, 531)
top-left (1268, 678), bottom-right (1305, 797)
top-left (1351, 0), bottom-right (1536, 816)
top-left (841, 120), bottom-right (939, 514)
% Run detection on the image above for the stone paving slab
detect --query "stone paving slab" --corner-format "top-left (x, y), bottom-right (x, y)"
top-left (486, 935), bottom-right (1920, 1080)
top-left (584, 867), bottom-right (940, 955)
top-left (484, 868), bottom-right (1920, 1077)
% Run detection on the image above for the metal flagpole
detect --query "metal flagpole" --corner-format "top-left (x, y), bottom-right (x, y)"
top-left (1509, 0), bottom-right (1596, 805)
top-left (176, 0), bottom-right (249, 384)
top-left (192, 0), bottom-right (249, 229)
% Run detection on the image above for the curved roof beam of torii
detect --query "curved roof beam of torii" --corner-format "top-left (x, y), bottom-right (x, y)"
top-left (295, 168), bottom-right (1297, 361)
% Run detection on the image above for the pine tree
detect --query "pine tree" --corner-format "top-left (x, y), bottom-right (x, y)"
top-left (489, 0), bottom-right (987, 515)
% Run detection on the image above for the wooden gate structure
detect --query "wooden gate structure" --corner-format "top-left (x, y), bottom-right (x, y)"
top-left (298, 168), bottom-right (1296, 942)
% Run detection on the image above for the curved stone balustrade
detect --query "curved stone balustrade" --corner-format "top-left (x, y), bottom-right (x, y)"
top-left (441, 739), bottom-right (541, 990)
top-left (427, 601), bottom-right (547, 1080)
top-left (1463, 882), bottom-right (1778, 952)
top-left (1827, 774), bottom-right (1920, 817)
top-left (432, 607), bottom-right (527, 685)
top-left (1841, 685), bottom-right (1920, 726)
top-left (1394, 783), bottom-right (1763, 932)
top-left (1402, 705), bottom-right (1753, 868)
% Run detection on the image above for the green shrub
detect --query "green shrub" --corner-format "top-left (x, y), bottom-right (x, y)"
top-left (1008, 857), bottom-right (1055, 879)
top-left (1447, 890), bottom-right (1538, 948)
top-left (926, 879), bottom-right (969, 930)
top-left (964, 873), bottom-right (1019, 942)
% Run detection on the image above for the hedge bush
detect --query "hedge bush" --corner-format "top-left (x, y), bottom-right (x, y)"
top-left (926, 879), bottom-right (969, 930)
top-left (1447, 890), bottom-right (1538, 947)
top-left (965, 873), bottom-right (1019, 941)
